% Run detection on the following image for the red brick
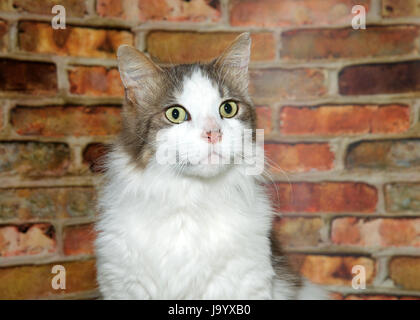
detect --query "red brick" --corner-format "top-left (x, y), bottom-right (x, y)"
top-left (272, 216), bottom-right (323, 248)
top-left (0, 106), bottom-right (3, 132)
top-left (382, 0), bottom-right (420, 18)
top-left (401, 296), bottom-right (420, 300)
top-left (256, 106), bottom-right (272, 134)
top-left (11, 105), bottom-right (121, 137)
top-left (281, 26), bottom-right (418, 61)
top-left (264, 143), bottom-right (334, 173)
top-left (68, 66), bottom-right (124, 97)
top-left (0, 59), bottom-right (57, 95)
top-left (0, 142), bottom-right (70, 177)
top-left (97, 0), bottom-right (221, 22)
top-left (385, 183), bottom-right (420, 212)
top-left (83, 143), bottom-right (108, 173)
top-left (339, 61), bottom-right (420, 95)
top-left (63, 223), bottom-right (96, 256)
top-left (250, 68), bottom-right (327, 102)
top-left (288, 254), bottom-right (375, 286)
top-left (0, 2), bottom-right (10, 10)
top-left (230, 0), bottom-right (371, 27)
top-left (19, 22), bottom-right (133, 58)
top-left (0, 259), bottom-right (97, 299)
top-left (346, 139), bottom-right (420, 170)
top-left (267, 182), bottom-right (377, 213)
top-left (146, 32), bottom-right (275, 63)
top-left (332, 217), bottom-right (420, 247)
top-left (12, 0), bottom-right (87, 17)
top-left (280, 104), bottom-right (410, 136)
top-left (0, 187), bottom-right (96, 220)
top-left (344, 295), bottom-right (419, 300)
top-left (329, 292), bottom-right (344, 300)
top-left (0, 20), bottom-right (8, 52)
top-left (389, 257), bottom-right (420, 290)
top-left (0, 224), bottom-right (56, 257)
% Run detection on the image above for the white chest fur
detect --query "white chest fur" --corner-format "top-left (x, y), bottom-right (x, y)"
top-left (95, 150), bottom-right (275, 299)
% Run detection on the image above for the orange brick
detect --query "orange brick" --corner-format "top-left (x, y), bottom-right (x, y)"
top-left (250, 68), bottom-right (327, 102)
top-left (230, 0), bottom-right (371, 27)
top-left (0, 187), bottom-right (97, 220)
top-left (63, 224), bottom-right (96, 256)
top-left (0, 259), bottom-right (97, 299)
top-left (0, 142), bottom-right (70, 177)
top-left (12, 0), bottom-right (87, 16)
top-left (272, 216), bottom-right (323, 248)
top-left (0, 224), bottom-right (56, 257)
top-left (0, 106), bottom-right (3, 132)
top-left (280, 105), bottom-right (410, 135)
top-left (264, 143), bottom-right (334, 173)
top-left (281, 27), bottom-right (418, 61)
top-left (256, 106), bottom-right (272, 134)
top-left (344, 295), bottom-right (398, 300)
top-left (11, 106), bottom-right (121, 137)
top-left (0, 2), bottom-right (10, 10)
top-left (332, 217), bottom-right (420, 247)
top-left (346, 139), bottom-right (420, 170)
top-left (389, 257), bottom-right (420, 291)
top-left (267, 182), bottom-right (377, 213)
top-left (19, 22), bottom-right (133, 58)
top-left (383, 0), bottom-right (420, 18)
top-left (146, 32), bottom-right (275, 63)
top-left (68, 66), bottom-right (124, 97)
top-left (288, 254), bottom-right (375, 286)
top-left (97, 0), bottom-right (221, 22)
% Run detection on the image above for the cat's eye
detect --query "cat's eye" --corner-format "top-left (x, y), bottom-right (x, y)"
top-left (219, 101), bottom-right (238, 119)
top-left (165, 105), bottom-right (189, 124)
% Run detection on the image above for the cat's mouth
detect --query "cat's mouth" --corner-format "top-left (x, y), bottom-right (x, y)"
top-left (183, 151), bottom-right (226, 166)
top-left (204, 151), bottom-right (224, 164)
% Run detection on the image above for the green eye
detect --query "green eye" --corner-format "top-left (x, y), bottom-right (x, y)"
top-left (165, 106), bottom-right (189, 124)
top-left (219, 101), bottom-right (238, 118)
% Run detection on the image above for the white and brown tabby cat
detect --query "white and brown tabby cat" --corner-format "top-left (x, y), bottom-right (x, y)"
top-left (95, 33), bottom-right (327, 299)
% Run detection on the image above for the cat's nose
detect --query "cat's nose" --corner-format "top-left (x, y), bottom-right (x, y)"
top-left (202, 128), bottom-right (222, 144)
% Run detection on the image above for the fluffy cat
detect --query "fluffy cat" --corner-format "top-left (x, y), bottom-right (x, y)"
top-left (95, 33), bottom-right (327, 299)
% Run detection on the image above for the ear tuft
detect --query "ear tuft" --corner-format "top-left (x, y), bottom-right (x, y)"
top-left (214, 32), bottom-right (251, 70)
top-left (117, 44), bottom-right (136, 60)
top-left (213, 33), bottom-right (251, 91)
top-left (117, 45), bottom-right (162, 89)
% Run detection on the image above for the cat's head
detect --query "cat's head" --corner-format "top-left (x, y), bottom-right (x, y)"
top-left (117, 33), bottom-right (257, 178)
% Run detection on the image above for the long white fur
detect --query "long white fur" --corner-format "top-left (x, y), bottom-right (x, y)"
top-left (95, 70), bottom-right (327, 299)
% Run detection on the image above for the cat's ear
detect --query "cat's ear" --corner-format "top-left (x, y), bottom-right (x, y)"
top-left (213, 32), bottom-right (251, 88)
top-left (117, 45), bottom-right (162, 90)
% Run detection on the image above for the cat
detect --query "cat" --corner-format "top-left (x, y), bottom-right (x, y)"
top-left (95, 33), bottom-right (327, 299)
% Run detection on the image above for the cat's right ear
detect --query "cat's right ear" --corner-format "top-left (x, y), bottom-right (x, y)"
top-left (117, 45), bottom-right (162, 90)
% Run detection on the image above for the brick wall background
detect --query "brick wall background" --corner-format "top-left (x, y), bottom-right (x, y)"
top-left (0, 0), bottom-right (419, 300)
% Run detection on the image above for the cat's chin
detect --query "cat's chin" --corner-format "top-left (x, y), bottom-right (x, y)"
top-left (179, 163), bottom-right (233, 179)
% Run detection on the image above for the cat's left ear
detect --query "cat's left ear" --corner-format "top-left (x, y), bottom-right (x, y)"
top-left (117, 45), bottom-right (162, 90)
top-left (213, 32), bottom-right (251, 89)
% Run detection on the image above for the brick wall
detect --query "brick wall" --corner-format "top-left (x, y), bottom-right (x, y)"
top-left (0, 0), bottom-right (419, 300)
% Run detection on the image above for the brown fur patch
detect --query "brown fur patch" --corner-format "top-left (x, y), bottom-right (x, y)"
top-left (270, 227), bottom-right (303, 291)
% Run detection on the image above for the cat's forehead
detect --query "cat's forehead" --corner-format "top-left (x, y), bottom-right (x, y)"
top-left (174, 68), bottom-right (222, 116)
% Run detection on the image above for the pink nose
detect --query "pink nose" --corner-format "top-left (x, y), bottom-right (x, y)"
top-left (202, 129), bottom-right (222, 144)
